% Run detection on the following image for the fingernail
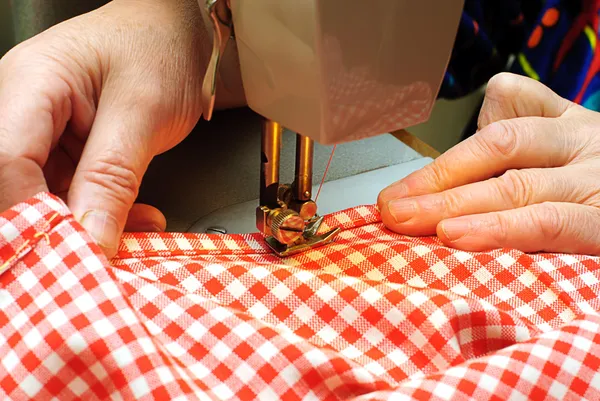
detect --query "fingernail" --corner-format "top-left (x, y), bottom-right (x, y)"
top-left (127, 224), bottom-right (163, 233)
top-left (148, 224), bottom-right (163, 232)
top-left (441, 219), bottom-right (471, 241)
top-left (80, 210), bottom-right (120, 251)
top-left (388, 199), bottom-right (417, 223)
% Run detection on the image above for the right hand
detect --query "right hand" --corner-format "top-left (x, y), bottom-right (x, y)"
top-left (378, 73), bottom-right (600, 255)
top-left (0, 0), bottom-right (245, 257)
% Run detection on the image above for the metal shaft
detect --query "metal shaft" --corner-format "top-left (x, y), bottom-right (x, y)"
top-left (260, 118), bottom-right (282, 208)
top-left (294, 134), bottom-right (314, 201)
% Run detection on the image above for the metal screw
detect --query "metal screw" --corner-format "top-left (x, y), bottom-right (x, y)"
top-left (205, 226), bottom-right (228, 234)
top-left (271, 209), bottom-right (304, 244)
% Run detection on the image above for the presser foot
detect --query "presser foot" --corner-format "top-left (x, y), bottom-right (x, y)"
top-left (260, 212), bottom-right (341, 257)
top-left (265, 227), bottom-right (341, 257)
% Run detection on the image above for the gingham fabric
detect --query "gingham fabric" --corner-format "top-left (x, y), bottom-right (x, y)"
top-left (1, 193), bottom-right (599, 400)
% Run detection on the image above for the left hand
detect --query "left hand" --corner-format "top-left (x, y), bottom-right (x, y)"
top-left (378, 73), bottom-right (600, 255)
top-left (0, 0), bottom-right (244, 257)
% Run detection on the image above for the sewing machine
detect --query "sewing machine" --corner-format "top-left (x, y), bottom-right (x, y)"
top-left (200, 0), bottom-right (463, 256)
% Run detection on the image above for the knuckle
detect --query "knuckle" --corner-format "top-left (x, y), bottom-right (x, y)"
top-left (1, 42), bottom-right (27, 67)
top-left (533, 203), bottom-right (564, 242)
top-left (579, 171), bottom-right (600, 206)
top-left (1, 41), bottom-right (46, 73)
top-left (485, 73), bottom-right (523, 101)
top-left (441, 191), bottom-right (464, 217)
top-left (487, 213), bottom-right (510, 244)
top-left (419, 161), bottom-right (448, 191)
top-left (1, 47), bottom-right (71, 95)
top-left (475, 120), bottom-right (518, 158)
top-left (81, 152), bottom-right (140, 207)
top-left (496, 170), bottom-right (531, 207)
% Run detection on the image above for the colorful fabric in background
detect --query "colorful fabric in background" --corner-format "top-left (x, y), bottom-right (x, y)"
top-left (512, 0), bottom-right (600, 110)
top-left (439, 0), bottom-right (545, 99)
top-left (440, 0), bottom-right (600, 113)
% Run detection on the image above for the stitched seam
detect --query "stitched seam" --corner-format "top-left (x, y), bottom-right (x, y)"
top-left (0, 212), bottom-right (62, 277)
top-left (115, 210), bottom-right (382, 259)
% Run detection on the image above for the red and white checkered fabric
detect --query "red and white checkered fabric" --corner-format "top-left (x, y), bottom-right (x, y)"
top-left (1, 192), bottom-right (599, 400)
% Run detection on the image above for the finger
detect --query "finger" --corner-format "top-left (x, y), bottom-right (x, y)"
top-left (0, 46), bottom-right (96, 211)
top-left (378, 115), bottom-right (580, 205)
top-left (0, 64), bottom-right (62, 210)
top-left (124, 204), bottom-right (167, 232)
top-left (0, 59), bottom-right (68, 163)
top-left (478, 73), bottom-right (572, 129)
top-left (67, 84), bottom-right (160, 258)
top-left (381, 166), bottom-right (595, 236)
top-left (436, 202), bottom-right (600, 255)
top-left (0, 156), bottom-right (48, 209)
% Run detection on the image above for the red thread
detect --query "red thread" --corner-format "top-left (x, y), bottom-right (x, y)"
top-left (315, 145), bottom-right (336, 203)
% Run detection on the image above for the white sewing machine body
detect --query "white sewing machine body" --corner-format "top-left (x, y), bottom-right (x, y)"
top-left (230, 0), bottom-right (464, 145)
top-left (199, 0), bottom-right (463, 255)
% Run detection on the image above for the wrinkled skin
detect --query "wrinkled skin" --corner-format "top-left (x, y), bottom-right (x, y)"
top-left (0, 0), bottom-right (245, 257)
top-left (379, 73), bottom-right (600, 256)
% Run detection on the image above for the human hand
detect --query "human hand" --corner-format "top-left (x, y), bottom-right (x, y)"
top-left (0, 0), bottom-right (245, 257)
top-left (378, 73), bottom-right (600, 255)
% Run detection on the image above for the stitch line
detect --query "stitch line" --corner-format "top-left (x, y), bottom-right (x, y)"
top-left (0, 240), bottom-right (32, 276)
top-left (0, 211), bottom-right (61, 276)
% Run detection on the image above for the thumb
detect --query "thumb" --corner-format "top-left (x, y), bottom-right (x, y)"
top-left (67, 94), bottom-right (159, 258)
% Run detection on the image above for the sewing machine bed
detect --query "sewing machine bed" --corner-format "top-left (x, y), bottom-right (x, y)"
top-left (137, 107), bottom-right (432, 233)
top-left (188, 158), bottom-right (431, 234)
